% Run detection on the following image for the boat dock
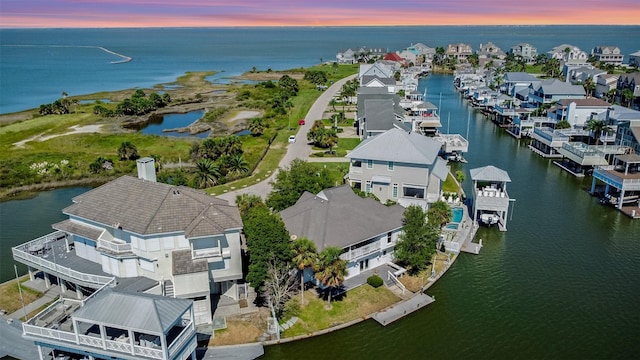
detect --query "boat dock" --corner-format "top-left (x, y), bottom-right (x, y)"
top-left (372, 293), bottom-right (435, 326)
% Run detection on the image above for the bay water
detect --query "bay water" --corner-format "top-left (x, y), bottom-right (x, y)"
top-left (1, 26), bottom-right (639, 357)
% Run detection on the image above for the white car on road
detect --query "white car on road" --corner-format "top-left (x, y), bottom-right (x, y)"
top-left (288, 135), bottom-right (296, 143)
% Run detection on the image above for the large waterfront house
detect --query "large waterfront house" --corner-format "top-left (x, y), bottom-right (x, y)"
top-left (548, 44), bottom-right (589, 65)
top-left (22, 286), bottom-right (197, 360)
top-left (346, 127), bottom-right (449, 208)
top-left (591, 45), bottom-right (624, 65)
top-left (280, 185), bottom-right (405, 281)
top-left (591, 154), bottom-right (640, 216)
top-left (528, 79), bottom-right (586, 107)
top-left (477, 42), bottom-right (506, 60)
top-left (509, 43), bottom-right (538, 62)
top-left (12, 158), bottom-right (244, 325)
top-left (502, 72), bottom-right (540, 99)
top-left (547, 98), bottom-right (612, 128)
top-left (336, 47), bottom-right (387, 64)
top-left (470, 166), bottom-right (514, 231)
top-left (446, 43), bottom-right (473, 63)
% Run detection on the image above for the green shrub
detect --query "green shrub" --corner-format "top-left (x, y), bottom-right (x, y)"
top-left (367, 275), bottom-right (383, 288)
top-left (282, 297), bottom-right (300, 320)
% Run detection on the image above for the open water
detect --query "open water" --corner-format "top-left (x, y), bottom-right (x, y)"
top-left (1, 26), bottom-right (639, 114)
top-left (1, 26), bottom-right (640, 358)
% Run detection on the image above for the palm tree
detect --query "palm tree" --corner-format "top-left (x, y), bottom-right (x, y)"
top-left (194, 159), bottom-right (221, 188)
top-left (621, 88), bottom-right (635, 108)
top-left (248, 117), bottom-right (265, 136)
top-left (291, 238), bottom-right (318, 304)
top-left (315, 246), bottom-right (347, 306)
top-left (329, 98), bottom-right (337, 112)
top-left (225, 154), bottom-right (249, 178)
top-left (585, 119), bottom-right (613, 145)
top-left (117, 141), bottom-right (139, 160)
top-left (582, 77), bottom-right (595, 97)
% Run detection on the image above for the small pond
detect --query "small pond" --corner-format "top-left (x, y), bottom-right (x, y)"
top-left (233, 129), bottom-right (251, 136)
top-left (137, 110), bottom-right (209, 138)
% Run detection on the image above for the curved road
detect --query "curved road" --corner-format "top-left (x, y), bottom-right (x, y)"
top-left (218, 74), bottom-right (356, 205)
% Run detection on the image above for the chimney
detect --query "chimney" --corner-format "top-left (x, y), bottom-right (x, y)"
top-left (136, 157), bottom-right (156, 182)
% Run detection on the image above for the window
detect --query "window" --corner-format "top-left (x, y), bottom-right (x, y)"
top-left (365, 181), bottom-right (371, 193)
top-left (387, 232), bottom-right (392, 244)
top-left (392, 184), bottom-right (398, 198)
top-left (352, 160), bottom-right (362, 168)
top-left (367, 159), bottom-right (373, 169)
top-left (388, 161), bottom-right (394, 170)
top-left (403, 185), bottom-right (425, 199)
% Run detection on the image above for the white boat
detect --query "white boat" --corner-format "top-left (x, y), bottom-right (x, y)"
top-left (480, 213), bottom-right (499, 225)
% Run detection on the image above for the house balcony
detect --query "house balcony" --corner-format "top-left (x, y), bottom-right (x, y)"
top-left (341, 242), bottom-right (380, 261)
top-left (475, 187), bottom-right (510, 212)
top-left (12, 231), bottom-right (114, 288)
top-left (558, 143), bottom-right (625, 166)
top-left (532, 127), bottom-right (570, 147)
top-left (97, 238), bottom-right (132, 255)
top-left (593, 166), bottom-right (640, 191)
top-left (23, 296), bottom-right (196, 360)
top-left (435, 134), bottom-right (469, 153)
top-left (494, 105), bottom-right (517, 117)
top-left (192, 247), bottom-right (230, 259)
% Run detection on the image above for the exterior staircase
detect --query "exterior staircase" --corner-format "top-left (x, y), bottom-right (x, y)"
top-left (164, 280), bottom-right (174, 298)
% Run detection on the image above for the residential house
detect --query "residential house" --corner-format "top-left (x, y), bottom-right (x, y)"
top-left (12, 158), bottom-right (244, 325)
top-left (397, 49), bottom-right (418, 65)
top-left (616, 121), bottom-right (640, 154)
top-left (616, 73), bottom-right (640, 109)
top-left (358, 98), bottom-right (407, 139)
top-left (548, 44), bottom-right (589, 65)
top-left (361, 75), bottom-right (396, 94)
top-left (337, 47), bottom-right (386, 64)
top-left (591, 154), bottom-right (640, 217)
top-left (595, 73), bottom-right (620, 99)
top-left (358, 62), bottom-right (395, 81)
top-left (567, 66), bottom-right (607, 88)
top-left (591, 46), bottom-right (624, 65)
top-left (383, 52), bottom-right (407, 66)
top-left (502, 72), bottom-right (540, 99)
top-left (22, 286), bottom-right (197, 360)
top-left (406, 42), bottom-right (436, 63)
top-left (528, 79), bottom-right (586, 107)
top-left (547, 98), bottom-right (611, 128)
top-left (446, 43), bottom-right (473, 63)
top-left (346, 127), bottom-right (449, 208)
top-left (509, 43), bottom-right (538, 62)
top-left (477, 42), bottom-right (506, 60)
top-left (629, 50), bottom-right (640, 68)
top-left (280, 185), bottom-right (405, 280)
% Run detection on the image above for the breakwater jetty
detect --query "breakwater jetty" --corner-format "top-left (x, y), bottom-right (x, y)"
top-left (1, 44), bottom-right (132, 64)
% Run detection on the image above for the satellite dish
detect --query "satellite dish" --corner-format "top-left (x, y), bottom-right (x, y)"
top-left (290, 235), bottom-right (298, 240)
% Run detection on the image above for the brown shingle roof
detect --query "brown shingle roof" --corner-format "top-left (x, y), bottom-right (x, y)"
top-left (64, 176), bottom-right (241, 237)
top-left (557, 98), bottom-right (611, 107)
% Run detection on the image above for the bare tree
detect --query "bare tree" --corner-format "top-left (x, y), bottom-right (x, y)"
top-left (263, 260), bottom-right (298, 317)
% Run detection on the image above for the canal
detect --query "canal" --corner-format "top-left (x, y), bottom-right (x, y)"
top-left (0, 74), bottom-right (638, 358)
top-left (261, 74), bottom-right (640, 358)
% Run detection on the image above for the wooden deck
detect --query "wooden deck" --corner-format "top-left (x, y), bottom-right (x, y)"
top-left (620, 205), bottom-right (640, 219)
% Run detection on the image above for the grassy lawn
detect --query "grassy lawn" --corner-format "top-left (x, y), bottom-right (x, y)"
top-left (399, 252), bottom-right (452, 293)
top-left (282, 284), bottom-right (400, 338)
top-left (442, 172), bottom-right (459, 193)
top-left (337, 137), bottom-right (360, 150)
top-left (0, 276), bottom-right (43, 314)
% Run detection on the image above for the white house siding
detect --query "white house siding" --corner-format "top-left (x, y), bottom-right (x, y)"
top-left (124, 258), bottom-right (138, 277)
top-left (352, 160), bottom-right (430, 203)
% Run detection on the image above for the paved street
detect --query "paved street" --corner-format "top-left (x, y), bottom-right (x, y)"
top-left (218, 74), bottom-right (356, 205)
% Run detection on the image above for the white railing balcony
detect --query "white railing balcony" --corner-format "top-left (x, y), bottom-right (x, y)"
top-left (344, 242), bottom-right (380, 261)
top-left (168, 322), bottom-right (196, 358)
top-left (97, 239), bottom-right (132, 254)
top-left (594, 166), bottom-right (640, 191)
top-left (12, 233), bottom-right (114, 287)
top-left (192, 247), bottom-right (222, 259)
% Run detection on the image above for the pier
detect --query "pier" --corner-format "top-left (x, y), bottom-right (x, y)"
top-left (372, 293), bottom-right (435, 326)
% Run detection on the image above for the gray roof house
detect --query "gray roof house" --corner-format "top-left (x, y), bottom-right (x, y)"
top-left (12, 158), bottom-right (244, 326)
top-left (280, 185), bottom-right (405, 280)
top-left (503, 72), bottom-right (540, 98)
top-left (528, 79), bottom-right (586, 106)
top-left (356, 90), bottom-right (405, 139)
top-left (346, 127), bottom-right (449, 208)
top-left (509, 43), bottom-right (538, 62)
top-left (361, 75), bottom-right (396, 93)
top-left (591, 45), bottom-right (624, 65)
top-left (21, 286), bottom-right (197, 360)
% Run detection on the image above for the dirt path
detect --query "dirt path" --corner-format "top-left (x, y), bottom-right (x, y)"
top-left (13, 124), bottom-right (103, 147)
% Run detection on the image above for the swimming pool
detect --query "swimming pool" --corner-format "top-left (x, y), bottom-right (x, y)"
top-left (451, 207), bottom-right (463, 223)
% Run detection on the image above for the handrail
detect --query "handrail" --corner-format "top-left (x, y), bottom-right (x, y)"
top-left (168, 323), bottom-right (196, 357)
top-left (387, 271), bottom-right (406, 295)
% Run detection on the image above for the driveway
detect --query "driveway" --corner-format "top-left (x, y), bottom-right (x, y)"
top-left (218, 74), bottom-right (356, 205)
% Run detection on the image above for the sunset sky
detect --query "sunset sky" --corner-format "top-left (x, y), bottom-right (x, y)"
top-left (1, 0), bottom-right (639, 28)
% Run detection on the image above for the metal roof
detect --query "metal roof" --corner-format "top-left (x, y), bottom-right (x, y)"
top-left (73, 287), bottom-right (192, 334)
top-left (279, 185), bottom-right (404, 251)
top-left (470, 165), bottom-right (512, 182)
top-left (347, 127), bottom-right (442, 164)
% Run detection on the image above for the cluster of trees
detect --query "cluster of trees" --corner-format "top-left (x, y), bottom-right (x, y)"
top-left (39, 97), bottom-right (78, 116)
top-left (93, 89), bottom-right (171, 117)
top-left (265, 159), bottom-right (333, 211)
top-left (303, 70), bottom-right (328, 86)
top-left (394, 202), bottom-right (452, 274)
top-left (189, 136), bottom-right (249, 187)
top-left (306, 120), bottom-right (338, 150)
